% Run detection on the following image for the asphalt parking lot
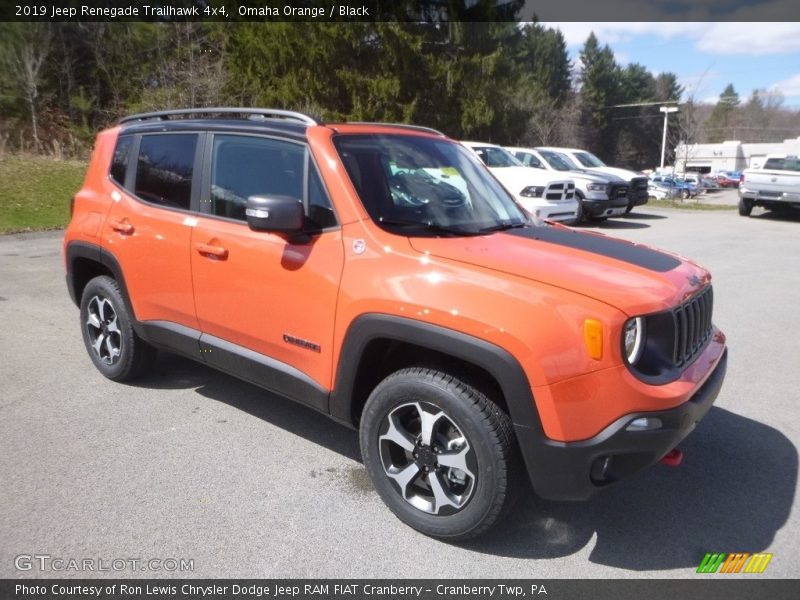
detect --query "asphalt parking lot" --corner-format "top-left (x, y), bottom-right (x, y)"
top-left (1, 205), bottom-right (798, 578)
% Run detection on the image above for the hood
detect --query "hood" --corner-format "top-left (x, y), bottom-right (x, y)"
top-left (488, 165), bottom-right (571, 195)
top-left (587, 166), bottom-right (643, 182)
top-left (408, 225), bottom-right (710, 316)
top-left (568, 170), bottom-right (624, 185)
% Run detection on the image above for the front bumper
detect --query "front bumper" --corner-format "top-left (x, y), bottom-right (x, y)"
top-left (534, 202), bottom-right (579, 223)
top-left (517, 348), bottom-right (727, 501)
top-left (583, 196), bottom-right (629, 218)
top-left (628, 188), bottom-right (649, 207)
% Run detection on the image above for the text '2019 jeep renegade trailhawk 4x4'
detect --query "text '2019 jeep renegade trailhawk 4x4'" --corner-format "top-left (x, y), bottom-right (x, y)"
top-left (64, 108), bottom-right (727, 540)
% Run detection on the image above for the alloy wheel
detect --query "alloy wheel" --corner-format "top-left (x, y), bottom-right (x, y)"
top-left (378, 401), bottom-right (477, 516)
top-left (85, 295), bottom-right (122, 365)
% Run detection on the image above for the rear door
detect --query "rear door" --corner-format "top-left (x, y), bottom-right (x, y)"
top-left (189, 132), bottom-right (344, 408)
top-left (103, 132), bottom-right (202, 335)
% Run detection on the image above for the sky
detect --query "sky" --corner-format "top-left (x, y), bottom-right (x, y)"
top-left (542, 22), bottom-right (800, 108)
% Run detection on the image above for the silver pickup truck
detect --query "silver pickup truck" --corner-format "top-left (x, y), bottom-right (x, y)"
top-left (739, 154), bottom-right (800, 216)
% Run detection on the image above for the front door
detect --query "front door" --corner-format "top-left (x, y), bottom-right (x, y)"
top-left (190, 133), bottom-right (344, 408)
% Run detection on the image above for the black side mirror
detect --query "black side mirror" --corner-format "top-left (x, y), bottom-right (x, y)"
top-left (246, 195), bottom-right (304, 234)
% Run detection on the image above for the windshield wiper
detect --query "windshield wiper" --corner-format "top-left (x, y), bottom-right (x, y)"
top-left (377, 218), bottom-right (483, 236)
top-left (478, 222), bottom-right (528, 233)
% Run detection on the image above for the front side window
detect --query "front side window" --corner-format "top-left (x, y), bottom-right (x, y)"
top-left (334, 134), bottom-right (529, 237)
top-left (209, 134), bottom-right (336, 229)
top-left (135, 134), bottom-right (198, 210)
top-left (516, 152), bottom-right (543, 169)
top-left (210, 135), bottom-right (304, 221)
top-left (538, 150), bottom-right (575, 172)
top-left (110, 135), bottom-right (133, 185)
top-left (471, 146), bottom-right (521, 168)
top-left (573, 151), bottom-right (606, 168)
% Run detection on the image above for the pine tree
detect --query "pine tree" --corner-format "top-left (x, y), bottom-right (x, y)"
top-left (704, 83), bottom-right (740, 142)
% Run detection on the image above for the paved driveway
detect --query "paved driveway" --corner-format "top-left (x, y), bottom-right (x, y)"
top-left (1, 207), bottom-right (797, 578)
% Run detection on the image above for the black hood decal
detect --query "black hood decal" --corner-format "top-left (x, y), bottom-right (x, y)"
top-left (504, 226), bottom-right (681, 273)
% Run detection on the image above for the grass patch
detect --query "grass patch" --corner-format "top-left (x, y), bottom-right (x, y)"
top-left (0, 156), bottom-right (87, 233)
top-left (646, 198), bottom-right (736, 211)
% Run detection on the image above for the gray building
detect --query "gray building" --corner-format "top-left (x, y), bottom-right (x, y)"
top-left (675, 136), bottom-right (800, 173)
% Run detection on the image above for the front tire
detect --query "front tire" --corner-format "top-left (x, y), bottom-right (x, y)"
top-left (79, 275), bottom-right (156, 382)
top-left (738, 198), bottom-right (753, 216)
top-left (359, 368), bottom-right (518, 540)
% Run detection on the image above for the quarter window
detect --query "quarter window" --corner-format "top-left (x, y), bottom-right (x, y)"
top-left (134, 134), bottom-right (198, 210)
top-left (307, 164), bottom-right (337, 229)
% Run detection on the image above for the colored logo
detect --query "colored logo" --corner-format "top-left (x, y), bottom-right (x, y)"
top-left (697, 552), bottom-right (773, 574)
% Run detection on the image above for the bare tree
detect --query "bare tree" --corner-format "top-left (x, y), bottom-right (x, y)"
top-left (2, 24), bottom-right (52, 152)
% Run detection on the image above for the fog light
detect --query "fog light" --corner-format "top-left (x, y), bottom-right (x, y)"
top-left (591, 456), bottom-right (612, 483)
top-left (626, 417), bottom-right (663, 431)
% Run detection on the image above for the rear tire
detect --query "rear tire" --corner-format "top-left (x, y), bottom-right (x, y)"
top-left (359, 367), bottom-right (519, 540)
top-left (79, 275), bottom-right (156, 382)
top-left (738, 198), bottom-right (753, 217)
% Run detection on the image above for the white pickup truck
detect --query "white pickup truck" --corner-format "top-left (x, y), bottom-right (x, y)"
top-left (738, 154), bottom-right (800, 216)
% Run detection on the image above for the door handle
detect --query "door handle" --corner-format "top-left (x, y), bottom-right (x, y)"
top-left (110, 219), bottom-right (134, 235)
top-left (195, 242), bottom-right (229, 260)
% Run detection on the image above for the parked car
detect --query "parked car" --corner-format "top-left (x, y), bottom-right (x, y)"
top-left (460, 141), bottom-right (580, 224)
top-left (648, 179), bottom-right (679, 200)
top-left (677, 172), bottom-right (708, 193)
top-left (506, 146), bottom-right (629, 222)
top-left (650, 175), bottom-right (699, 199)
top-left (701, 175), bottom-right (722, 192)
top-left (64, 107), bottom-right (727, 540)
top-left (738, 154), bottom-right (800, 216)
top-left (536, 147), bottom-right (649, 213)
top-left (714, 171), bottom-right (741, 188)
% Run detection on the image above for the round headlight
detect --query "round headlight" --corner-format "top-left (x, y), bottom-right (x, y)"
top-left (624, 317), bottom-right (645, 364)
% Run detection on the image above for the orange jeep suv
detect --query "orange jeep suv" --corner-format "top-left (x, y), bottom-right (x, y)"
top-left (64, 108), bottom-right (727, 540)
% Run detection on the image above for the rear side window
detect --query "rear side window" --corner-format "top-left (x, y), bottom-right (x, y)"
top-left (764, 157), bottom-right (800, 171)
top-left (110, 136), bottom-right (133, 185)
top-left (135, 134), bottom-right (198, 210)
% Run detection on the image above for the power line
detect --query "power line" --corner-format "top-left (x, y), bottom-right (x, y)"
top-left (604, 100), bottom-right (679, 109)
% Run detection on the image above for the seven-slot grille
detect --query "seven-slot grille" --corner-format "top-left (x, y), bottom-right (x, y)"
top-left (610, 183), bottom-right (629, 200)
top-left (672, 285), bottom-right (714, 368)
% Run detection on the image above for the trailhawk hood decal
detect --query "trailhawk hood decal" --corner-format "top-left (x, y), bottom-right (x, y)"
top-left (408, 226), bottom-right (710, 315)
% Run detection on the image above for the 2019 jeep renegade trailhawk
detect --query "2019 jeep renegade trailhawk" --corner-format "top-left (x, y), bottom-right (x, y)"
top-left (64, 108), bottom-right (727, 540)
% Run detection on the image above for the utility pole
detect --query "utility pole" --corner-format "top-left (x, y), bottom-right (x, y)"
top-left (660, 106), bottom-right (679, 170)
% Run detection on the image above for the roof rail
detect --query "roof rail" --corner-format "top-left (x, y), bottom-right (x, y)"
top-left (119, 107), bottom-right (319, 126)
top-left (347, 122), bottom-right (446, 136)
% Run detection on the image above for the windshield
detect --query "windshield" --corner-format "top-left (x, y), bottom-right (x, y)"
top-left (471, 146), bottom-right (522, 168)
top-left (538, 150), bottom-right (576, 172)
top-left (334, 135), bottom-right (529, 236)
top-left (574, 151), bottom-right (606, 168)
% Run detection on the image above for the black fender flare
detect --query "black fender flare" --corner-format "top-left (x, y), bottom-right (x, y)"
top-left (329, 313), bottom-right (545, 436)
top-left (65, 241), bottom-right (140, 333)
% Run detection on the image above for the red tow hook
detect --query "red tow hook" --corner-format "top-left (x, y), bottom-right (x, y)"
top-left (661, 448), bottom-right (683, 467)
